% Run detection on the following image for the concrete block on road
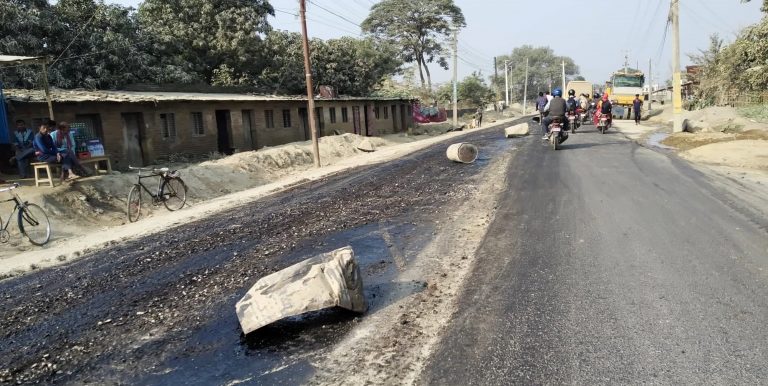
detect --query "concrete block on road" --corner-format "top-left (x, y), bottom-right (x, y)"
top-left (505, 123), bottom-right (530, 138)
top-left (236, 246), bottom-right (367, 334)
top-left (357, 138), bottom-right (376, 152)
top-left (446, 143), bottom-right (479, 163)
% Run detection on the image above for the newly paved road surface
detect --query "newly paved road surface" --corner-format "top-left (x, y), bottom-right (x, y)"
top-left (423, 125), bottom-right (768, 384)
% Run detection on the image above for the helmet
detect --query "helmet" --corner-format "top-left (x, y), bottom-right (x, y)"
top-left (552, 88), bottom-right (563, 97)
top-left (593, 92), bottom-right (600, 99)
top-left (568, 89), bottom-right (575, 96)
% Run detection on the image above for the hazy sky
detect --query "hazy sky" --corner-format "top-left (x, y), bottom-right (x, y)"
top-left (115, 0), bottom-right (763, 87)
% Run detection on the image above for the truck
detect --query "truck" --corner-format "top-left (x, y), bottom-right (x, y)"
top-left (565, 80), bottom-right (593, 99)
top-left (605, 68), bottom-right (645, 119)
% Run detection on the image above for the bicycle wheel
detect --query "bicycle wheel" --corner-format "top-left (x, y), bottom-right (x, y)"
top-left (161, 177), bottom-right (187, 211)
top-left (127, 185), bottom-right (142, 222)
top-left (18, 203), bottom-right (51, 246)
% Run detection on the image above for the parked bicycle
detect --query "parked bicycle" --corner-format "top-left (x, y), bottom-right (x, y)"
top-left (127, 166), bottom-right (187, 222)
top-left (0, 183), bottom-right (51, 246)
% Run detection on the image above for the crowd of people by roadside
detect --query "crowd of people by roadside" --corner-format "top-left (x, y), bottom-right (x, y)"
top-left (10, 119), bottom-right (91, 183)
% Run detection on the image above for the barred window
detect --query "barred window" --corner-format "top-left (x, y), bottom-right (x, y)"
top-left (265, 109), bottom-right (275, 129)
top-left (160, 113), bottom-right (176, 139)
top-left (374, 106), bottom-right (380, 119)
top-left (341, 107), bottom-right (349, 123)
top-left (191, 112), bottom-right (204, 136)
top-left (329, 107), bottom-right (337, 123)
top-left (282, 109), bottom-right (291, 128)
top-left (383, 106), bottom-right (389, 119)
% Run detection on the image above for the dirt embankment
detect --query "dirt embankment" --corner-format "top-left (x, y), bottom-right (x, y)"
top-left (0, 134), bottom-right (404, 259)
top-left (646, 105), bottom-right (768, 171)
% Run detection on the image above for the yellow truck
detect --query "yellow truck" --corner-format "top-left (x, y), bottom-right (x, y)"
top-left (605, 68), bottom-right (645, 119)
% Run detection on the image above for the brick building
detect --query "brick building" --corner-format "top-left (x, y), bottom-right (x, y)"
top-left (3, 89), bottom-right (414, 169)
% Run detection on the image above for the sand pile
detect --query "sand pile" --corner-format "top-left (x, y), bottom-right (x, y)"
top-left (680, 140), bottom-right (768, 170)
top-left (647, 105), bottom-right (768, 133)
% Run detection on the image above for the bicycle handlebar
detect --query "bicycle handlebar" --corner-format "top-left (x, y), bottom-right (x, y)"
top-left (0, 182), bottom-right (20, 193)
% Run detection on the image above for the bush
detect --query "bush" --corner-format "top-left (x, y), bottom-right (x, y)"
top-left (738, 105), bottom-right (768, 122)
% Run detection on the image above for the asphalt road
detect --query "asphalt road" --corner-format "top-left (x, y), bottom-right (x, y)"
top-left (0, 119), bottom-right (522, 385)
top-left (422, 124), bottom-right (768, 384)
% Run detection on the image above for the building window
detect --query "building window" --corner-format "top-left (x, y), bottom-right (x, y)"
top-left (265, 109), bottom-right (275, 129)
top-left (341, 107), bottom-right (349, 123)
top-left (282, 109), bottom-right (291, 128)
top-left (74, 114), bottom-right (104, 139)
top-left (160, 113), bottom-right (176, 139)
top-left (374, 106), bottom-right (380, 119)
top-left (191, 112), bottom-right (204, 136)
top-left (329, 107), bottom-right (337, 124)
top-left (383, 106), bottom-right (389, 119)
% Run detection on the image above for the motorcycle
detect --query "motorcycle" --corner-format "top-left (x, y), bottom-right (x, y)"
top-left (586, 102), bottom-right (597, 125)
top-left (548, 117), bottom-right (567, 150)
top-left (597, 113), bottom-right (611, 134)
top-left (568, 110), bottom-right (581, 133)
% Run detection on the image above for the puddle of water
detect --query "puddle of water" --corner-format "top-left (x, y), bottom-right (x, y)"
top-left (647, 132), bottom-right (676, 150)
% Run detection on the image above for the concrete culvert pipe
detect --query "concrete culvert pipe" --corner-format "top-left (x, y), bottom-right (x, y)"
top-left (446, 143), bottom-right (478, 163)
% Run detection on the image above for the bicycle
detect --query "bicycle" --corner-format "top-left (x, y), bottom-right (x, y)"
top-left (127, 166), bottom-right (187, 222)
top-left (0, 183), bottom-right (51, 246)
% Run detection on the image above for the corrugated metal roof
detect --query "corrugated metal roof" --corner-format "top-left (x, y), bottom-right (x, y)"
top-left (0, 55), bottom-right (45, 65)
top-left (4, 88), bottom-right (411, 103)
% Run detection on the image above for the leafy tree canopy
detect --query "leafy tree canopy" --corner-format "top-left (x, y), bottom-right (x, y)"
top-left (493, 45), bottom-right (579, 102)
top-left (362, 0), bottom-right (465, 90)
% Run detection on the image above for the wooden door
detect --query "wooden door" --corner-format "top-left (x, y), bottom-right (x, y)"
top-left (121, 113), bottom-right (145, 167)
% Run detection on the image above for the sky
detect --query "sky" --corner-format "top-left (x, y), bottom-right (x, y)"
top-left (114, 0), bottom-right (764, 87)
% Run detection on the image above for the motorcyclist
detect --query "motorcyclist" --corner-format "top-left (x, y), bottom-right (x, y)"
top-left (566, 89), bottom-right (579, 114)
top-left (578, 93), bottom-right (589, 111)
top-left (541, 88), bottom-right (569, 143)
top-left (592, 92), bottom-right (603, 125)
top-left (599, 94), bottom-right (613, 128)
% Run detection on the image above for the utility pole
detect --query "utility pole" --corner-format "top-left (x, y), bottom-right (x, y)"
top-left (494, 57), bottom-right (499, 102)
top-left (299, 0), bottom-right (320, 167)
top-left (504, 60), bottom-right (510, 107)
top-left (561, 60), bottom-right (566, 92)
top-left (452, 28), bottom-right (458, 128)
top-left (648, 58), bottom-right (653, 111)
top-left (41, 62), bottom-right (54, 120)
top-left (671, 0), bottom-right (683, 132)
top-left (523, 57), bottom-right (529, 115)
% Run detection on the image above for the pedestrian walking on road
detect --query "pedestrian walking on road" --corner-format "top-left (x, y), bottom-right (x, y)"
top-left (633, 94), bottom-right (643, 125)
top-left (475, 106), bottom-right (484, 128)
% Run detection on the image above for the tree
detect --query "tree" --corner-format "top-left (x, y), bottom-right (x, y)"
top-left (435, 72), bottom-right (493, 107)
top-left (741, 0), bottom-right (768, 12)
top-left (362, 0), bottom-right (465, 90)
top-left (687, 34), bottom-right (725, 105)
top-left (0, 0), bottom-right (58, 88)
top-left (46, 0), bottom-right (154, 89)
top-left (493, 46), bottom-right (579, 102)
top-left (719, 19), bottom-right (768, 92)
top-left (138, 0), bottom-right (274, 85)
top-left (574, 75), bottom-right (586, 81)
top-left (257, 31), bottom-right (402, 96)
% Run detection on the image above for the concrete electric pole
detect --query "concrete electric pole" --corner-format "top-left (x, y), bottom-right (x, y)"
top-left (648, 58), bottom-right (653, 111)
top-left (523, 57), bottom-right (529, 115)
top-left (299, 0), bottom-right (320, 167)
top-left (671, 0), bottom-right (683, 132)
top-left (452, 28), bottom-right (458, 128)
top-left (561, 60), bottom-right (566, 92)
top-left (504, 60), bottom-right (510, 107)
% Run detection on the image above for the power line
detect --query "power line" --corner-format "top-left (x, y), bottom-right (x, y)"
top-left (50, 6), bottom-right (100, 67)
top-left (308, 0), bottom-right (362, 28)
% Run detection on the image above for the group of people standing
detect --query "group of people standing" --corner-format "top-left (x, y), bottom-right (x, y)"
top-left (11, 119), bottom-right (90, 183)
